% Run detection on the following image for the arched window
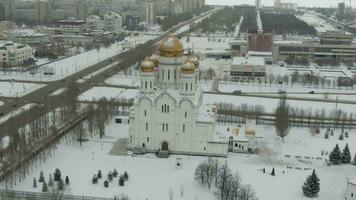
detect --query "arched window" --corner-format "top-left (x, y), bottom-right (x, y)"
top-left (162, 105), bottom-right (164, 113)
top-left (144, 110), bottom-right (147, 116)
top-left (145, 81), bottom-right (147, 89)
top-left (162, 69), bottom-right (164, 80)
top-left (191, 83), bottom-right (192, 90)
top-left (185, 83), bottom-right (188, 91)
top-left (168, 70), bottom-right (170, 80)
top-left (147, 137), bottom-right (149, 142)
top-left (167, 105), bottom-right (169, 113)
top-left (150, 81), bottom-right (152, 88)
top-left (185, 112), bottom-right (187, 118)
top-left (145, 122), bottom-right (148, 130)
top-left (183, 124), bottom-right (185, 132)
top-left (174, 69), bottom-right (176, 79)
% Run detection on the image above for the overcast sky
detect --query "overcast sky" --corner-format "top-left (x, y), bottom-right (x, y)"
top-left (205, 0), bottom-right (353, 8)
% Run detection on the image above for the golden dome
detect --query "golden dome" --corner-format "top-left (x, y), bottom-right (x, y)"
top-left (158, 35), bottom-right (183, 57)
top-left (140, 60), bottom-right (155, 72)
top-left (181, 61), bottom-right (195, 74)
top-left (189, 56), bottom-right (200, 68)
top-left (149, 54), bottom-right (159, 67)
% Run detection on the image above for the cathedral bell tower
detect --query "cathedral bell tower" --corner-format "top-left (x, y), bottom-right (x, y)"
top-left (180, 61), bottom-right (196, 96)
top-left (139, 60), bottom-right (155, 94)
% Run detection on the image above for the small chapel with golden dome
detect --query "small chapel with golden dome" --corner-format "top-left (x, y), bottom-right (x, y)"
top-left (128, 35), bottom-right (228, 157)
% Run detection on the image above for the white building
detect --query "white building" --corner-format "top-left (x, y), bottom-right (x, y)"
top-left (128, 35), bottom-right (228, 157)
top-left (58, 17), bottom-right (86, 35)
top-left (104, 12), bottom-right (122, 33)
top-left (346, 177), bottom-right (356, 200)
top-left (86, 15), bottom-right (104, 31)
top-left (0, 41), bottom-right (33, 68)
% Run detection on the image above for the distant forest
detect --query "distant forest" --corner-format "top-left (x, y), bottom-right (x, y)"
top-left (260, 12), bottom-right (317, 35)
top-left (194, 6), bottom-right (257, 34)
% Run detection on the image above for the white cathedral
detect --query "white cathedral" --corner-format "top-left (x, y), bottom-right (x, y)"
top-left (128, 35), bottom-right (228, 157)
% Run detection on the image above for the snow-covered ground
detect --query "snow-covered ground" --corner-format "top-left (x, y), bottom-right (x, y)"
top-left (181, 36), bottom-right (233, 56)
top-left (8, 119), bottom-right (356, 200)
top-left (49, 88), bottom-right (67, 97)
top-left (0, 103), bottom-right (37, 124)
top-left (0, 34), bottom-right (155, 82)
top-left (296, 11), bottom-right (338, 33)
top-left (104, 73), bottom-right (140, 87)
top-left (0, 81), bottom-right (45, 98)
top-left (78, 87), bottom-right (138, 101)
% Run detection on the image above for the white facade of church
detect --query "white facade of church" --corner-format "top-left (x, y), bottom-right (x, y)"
top-left (128, 35), bottom-right (228, 157)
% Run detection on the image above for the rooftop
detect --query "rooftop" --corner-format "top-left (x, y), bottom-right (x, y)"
top-left (232, 56), bottom-right (265, 66)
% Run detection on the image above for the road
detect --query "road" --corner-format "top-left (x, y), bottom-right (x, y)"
top-left (0, 8), bottom-right (218, 135)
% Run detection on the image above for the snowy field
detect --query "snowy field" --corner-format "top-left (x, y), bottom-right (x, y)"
top-left (0, 34), bottom-right (156, 82)
top-left (104, 73), bottom-right (140, 87)
top-left (0, 103), bottom-right (37, 124)
top-left (0, 81), bottom-right (45, 98)
top-left (206, 0), bottom-right (354, 8)
top-left (7, 119), bottom-right (356, 200)
top-left (181, 36), bottom-right (233, 56)
top-left (296, 11), bottom-right (338, 33)
top-left (78, 87), bottom-right (138, 101)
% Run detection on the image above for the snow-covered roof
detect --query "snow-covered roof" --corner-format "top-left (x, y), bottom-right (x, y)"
top-left (232, 56), bottom-right (265, 66)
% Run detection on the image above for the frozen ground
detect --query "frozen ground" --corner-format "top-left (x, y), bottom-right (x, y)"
top-left (78, 87), bottom-right (138, 101)
top-left (296, 11), bottom-right (338, 33)
top-left (181, 36), bottom-right (233, 56)
top-left (104, 73), bottom-right (140, 87)
top-left (0, 103), bottom-right (37, 124)
top-left (0, 81), bottom-right (45, 98)
top-left (7, 119), bottom-right (356, 200)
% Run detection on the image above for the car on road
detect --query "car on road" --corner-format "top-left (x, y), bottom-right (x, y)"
top-left (309, 91), bottom-right (315, 94)
top-left (278, 90), bottom-right (286, 94)
top-left (232, 90), bottom-right (242, 94)
top-left (0, 112), bottom-right (4, 116)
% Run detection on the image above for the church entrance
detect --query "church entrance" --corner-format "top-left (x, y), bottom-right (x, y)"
top-left (161, 141), bottom-right (169, 151)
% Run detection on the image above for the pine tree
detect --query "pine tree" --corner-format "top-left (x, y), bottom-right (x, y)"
top-left (123, 171), bottom-right (129, 181)
top-left (119, 175), bottom-right (125, 186)
top-left (352, 154), bottom-right (356, 165)
top-left (48, 174), bottom-right (54, 187)
top-left (271, 168), bottom-right (275, 176)
top-left (39, 171), bottom-right (45, 183)
top-left (33, 178), bottom-right (37, 188)
top-left (92, 175), bottom-right (98, 184)
top-left (108, 172), bottom-right (113, 182)
top-left (342, 144), bottom-right (351, 164)
top-left (113, 169), bottom-right (118, 177)
top-left (339, 133), bottom-right (344, 140)
top-left (302, 170), bottom-right (320, 198)
top-left (57, 179), bottom-right (64, 191)
top-left (330, 130), bottom-right (334, 136)
top-left (97, 170), bottom-right (102, 179)
top-left (345, 132), bottom-right (349, 138)
top-left (104, 180), bottom-right (109, 188)
top-left (329, 144), bottom-right (342, 165)
top-left (42, 181), bottom-right (48, 192)
top-left (324, 132), bottom-right (329, 139)
top-left (54, 168), bottom-right (61, 181)
top-left (65, 176), bottom-right (70, 185)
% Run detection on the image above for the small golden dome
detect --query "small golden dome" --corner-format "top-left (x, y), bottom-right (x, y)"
top-left (149, 54), bottom-right (159, 67)
top-left (181, 61), bottom-right (195, 74)
top-left (158, 35), bottom-right (183, 57)
top-left (189, 56), bottom-right (200, 68)
top-left (140, 60), bottom-right (155, 72)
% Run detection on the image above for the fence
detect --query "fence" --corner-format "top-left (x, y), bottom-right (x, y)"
top-left (0, 189), bottom-right (115, 200)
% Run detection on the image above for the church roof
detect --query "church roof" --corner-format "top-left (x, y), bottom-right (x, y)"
top-left (158, 35), bottom-right (183, 57)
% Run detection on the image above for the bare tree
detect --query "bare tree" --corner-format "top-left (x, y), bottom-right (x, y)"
top-left (275, 95), bottom-right (290, 142)
top-left (238, 184), bottom-right (258, 200)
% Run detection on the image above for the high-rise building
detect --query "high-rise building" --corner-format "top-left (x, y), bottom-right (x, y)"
top-left (35, 0), bottom-right (50, 25)
top-left (145, 0), bottom-right (155, 24)
top-left (73, 0), bottom-right (88, 20)
top-left (0, 0), bottom-right (15, 21)
top-left (104, 12), bottom-right (122, 33)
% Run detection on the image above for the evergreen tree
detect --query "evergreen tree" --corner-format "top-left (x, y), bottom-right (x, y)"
top-left (113, 169), bottom-right (118, 177)
top-left (352, 154), bottom-right (356, 165)
top-left (39, 171), bottom-right (45, 183)
top-left (302, 170), bottom-right (320, 198)
top-left (329, 144), bottom-right (342, 165)
top-left (54, 168), bottom-right (61, 181)
top-left (324, 132), bottom-right (329, 139)
top-left (345, 132), bottom-right (349, 138)
top-left (33, 178), bottom-right (37, 188)
top-left (65, 176), bottom-right (70, 185)
top-left (119, 175), bottom-right (125, 186)
top-left (339, 133), bottom-right (344, 140)
top-left (92, 175), bottom-right (98, 184)
top-left (42, 181), bottom-right (48, 192)
top-left (330, 130), bottom-right (334, 136)
top-left (57, 179), bottom-right (64, 191)
top-left (271, 168), bottom-right (275, 176)
top-left (342, 144), bottom-right (351, 164)
top-left (48, 174), bottom-right (54, 187)
top-left (123, 171), bottom-right (129, 181)
top-left (97, 170), bottom-right (102, 179)
top-left (108, 172), bottom-right (113, 182)
top-left (104, 180), bottom-right (109, 188)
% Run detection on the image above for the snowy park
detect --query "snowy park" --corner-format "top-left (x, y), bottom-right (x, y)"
top-left (6, 118), bottom-right (356, 200)
top-left (0, 82), bottom-right (45, 98)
